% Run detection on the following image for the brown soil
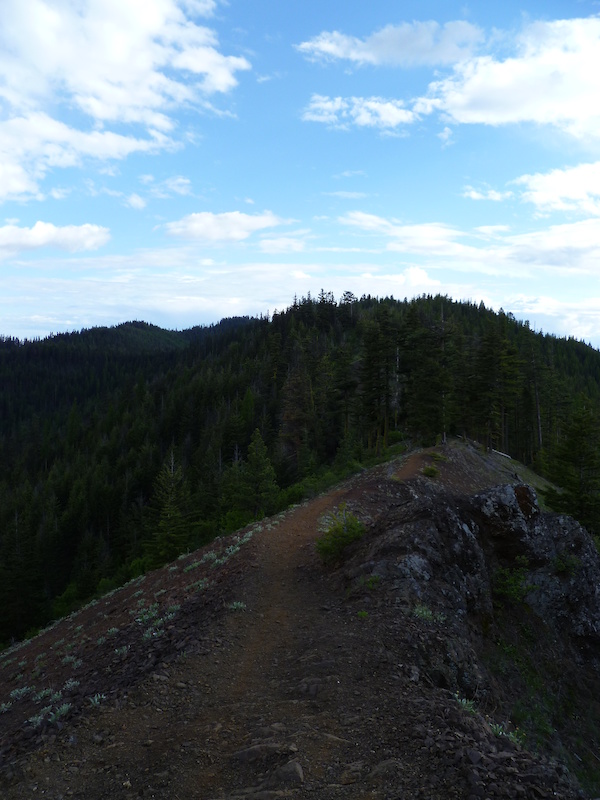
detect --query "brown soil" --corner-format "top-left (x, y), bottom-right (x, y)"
top-left (0, 443), bottom-right (583, 799)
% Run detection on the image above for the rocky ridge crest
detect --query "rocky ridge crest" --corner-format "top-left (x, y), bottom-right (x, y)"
top-left (1, 441), bottom-right (599, 798)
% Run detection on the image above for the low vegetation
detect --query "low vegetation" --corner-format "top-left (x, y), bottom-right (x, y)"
top-left (316, 504), bottom-right (365, 565)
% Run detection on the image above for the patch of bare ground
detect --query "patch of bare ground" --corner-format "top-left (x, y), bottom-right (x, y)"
top-left (0, 443), bottom-right (589, 798)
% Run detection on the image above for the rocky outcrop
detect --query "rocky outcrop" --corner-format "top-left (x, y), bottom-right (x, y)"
top-left (342, 474), bottom-right (600, 792)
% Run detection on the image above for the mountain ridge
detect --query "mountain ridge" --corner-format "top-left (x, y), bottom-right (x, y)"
top-left (1, 440), bottom-right (598, 798)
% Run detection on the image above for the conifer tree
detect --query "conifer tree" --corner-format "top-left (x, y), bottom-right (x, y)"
top-left (145, 450), bottom-right (190, 568)
top-left (243, 428), bottom-right (279, 518)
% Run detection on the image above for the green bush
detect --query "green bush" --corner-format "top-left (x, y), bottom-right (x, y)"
top-left (493, 556), bottom-right (533, 603)
top-left (316, 504), bottom-right (365, 565)
top-left (422, 465), bottom-right (439, 478)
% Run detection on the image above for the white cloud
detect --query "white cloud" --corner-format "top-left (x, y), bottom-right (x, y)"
top-left (514, 161), bottom-right (600, 215)
top-left (302, 95), bottom-right (416, 130)
top-left (147, 175), bottom-right (194, 198)
top-left (0, 112), bottom-right (170, 202)
top-left (437, 126), bottom-right (453, 146)
top-left (0, 0), bottom-right (250, 200)
top-left (416, 17), bottom-right (600, 142)
top-left (259, 236), bottom-right (306, 254)
top-left (165, 210), bottom-right (285, 241)
top-left (463, 186), bottom-right (513, 202)
top-left (510, 295), bottom-right (600, 343)
top-left (340, 211), bottom-right (466, 256)
top-left (475, 225), bottom-right (511, 238)
top-left (0, 221), bottom-right (109, 258)
top-left (164, 176), bottom-right (193, 196)
top-left (340, 209), bottom-right (600, 277)
top-left (126, 193), bottom-right (147, 210)
top-left (49, 187), bottom-right (71, 200)
top-left (297, 20), bottom-right (483, 66)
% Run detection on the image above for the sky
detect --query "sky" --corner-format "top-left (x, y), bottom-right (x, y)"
top-left (2, 1), bottom-right (600, 345)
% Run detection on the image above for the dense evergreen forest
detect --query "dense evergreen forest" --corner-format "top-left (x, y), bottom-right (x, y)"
top-left (2, 292), bottom-right (600, 645)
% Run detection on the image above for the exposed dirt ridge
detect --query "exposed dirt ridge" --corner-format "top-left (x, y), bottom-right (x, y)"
top-left (0, 441), bottom-right (594, 799)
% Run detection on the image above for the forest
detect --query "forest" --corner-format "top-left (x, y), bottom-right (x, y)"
top-left (2, 291), bottom-right (600, 646)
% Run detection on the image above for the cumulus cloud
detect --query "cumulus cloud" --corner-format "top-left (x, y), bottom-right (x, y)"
top-left (297, 20), bottom-right (483, 66)
top-left (302, 95), bottom-right (416, 130)
top-left (165, 210), bottom-right (285, 241)
top-left (514, 161), bottom-right (600, 216)
top-left (415, 17), bottom-right (600, 142)
top-left (0, 221), bottom-right (110, 258)
top-left (0, 0), bottom-right (250, 200)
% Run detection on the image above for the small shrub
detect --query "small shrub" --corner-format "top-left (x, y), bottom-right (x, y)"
top-left (227, 601), bottom-right (246, 611)
top-left (493, 556), bottom-right (533, 604)
top-left (357, 610), bottom-right (369, 619)
top-left (552, 553), bottom-right (580, 577)
top-left (316, 504), bottom-right (365, 565)
top-left (422, 465), bottom-right (439, 478)
top-left (362, 575), bottom-right (381, 590)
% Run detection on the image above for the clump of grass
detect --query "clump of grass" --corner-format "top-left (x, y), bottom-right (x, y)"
top-left (227, 601), bottom-right (246, 611)
top-left (10, 686), bottom-right (33, 701)
top-left (185, 578), bottom-right (209, 593)
top-left (412, 603), bottom-right (446, 623)
top-left (357, 610), bottom-right (369, 619)
top-left (490, 720), bottom-right (526, 747)
top-left (455, 693), bottom-right (477, 714)
top-left (48, 703), bottom-right (71, 723)
top-left (89, 693), bottom-right (106, 707)
top-left (422, 465), bottom-right (439, 478)
top-left (316, 504), bottom-right (365, 565)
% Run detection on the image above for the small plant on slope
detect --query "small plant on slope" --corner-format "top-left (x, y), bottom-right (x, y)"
top-left (316, 504), bottom-right (365, 565)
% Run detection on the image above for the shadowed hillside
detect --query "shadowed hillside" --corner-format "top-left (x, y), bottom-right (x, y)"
top-left (3, 294), bottom-right (600, 647)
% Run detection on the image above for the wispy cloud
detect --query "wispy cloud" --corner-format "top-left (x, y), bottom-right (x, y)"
top-left (297, 20), bottom-right (483, 66)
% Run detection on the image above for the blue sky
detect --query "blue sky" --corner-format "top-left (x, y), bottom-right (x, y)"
top-left (2, 0), bottom-right (600, 344)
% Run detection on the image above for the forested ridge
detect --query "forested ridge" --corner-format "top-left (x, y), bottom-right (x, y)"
top-left (2, 292), bottom-right (600, 645)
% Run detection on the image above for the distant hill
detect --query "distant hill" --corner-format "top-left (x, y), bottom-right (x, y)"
top-left (1, 292), bottom-right (600, 644)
